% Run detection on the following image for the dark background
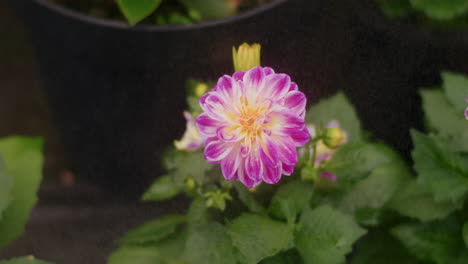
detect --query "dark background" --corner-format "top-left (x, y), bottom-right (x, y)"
top-left (0, 0), bottom-right (467, 263)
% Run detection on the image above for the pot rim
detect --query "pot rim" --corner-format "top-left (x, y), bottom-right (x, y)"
top-left (35, 0), bottom-right (288, 32)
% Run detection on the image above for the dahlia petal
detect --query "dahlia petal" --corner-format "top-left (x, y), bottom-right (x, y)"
top-left (263, 67), bottom-right (275, 76)
top-left (216, 127), bottom-right (242, 142)
top-left (201, 93), bottom-right (230, 121)
top-left (465, 107), bottom-right (468, 120)
top-left (275, 136), bottom-right (298, 165)
top-left (196, 113), bottom-right (222, 137)
top-left (284, 91), bottom-right (307, 116)
top-left (259, 136), bottom-right (280, 168)
top-left (290, 127), bottom-right (311, 147)
top-left (289, 82), bottom-right (299, 91)
top-left (279, 113), bottom-right (306, 130)
top-left (236, 164), bottom-right (260, 188)
top-left (221, 152), bottom-right (240, 180)
top-left (232, 71), bottom-right (246, 81)
top-left (263, 73), bottom-right (291, 100)
top-left (204, 140), bottom-right (233, 163)
top-left (243, 66), bottom-right (265, 94)
top-left (216, 75), bottom-right (235, 99)
top-left (282, 163), bottom-right (294, 176)
top-left (245, 150), bottom-right (263, 182)
top-left (263, 164), bottom-right (282, 184)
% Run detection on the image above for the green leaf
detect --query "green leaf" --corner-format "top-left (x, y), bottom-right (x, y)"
top-left (464, 222), bottom-right (468, 249)
top-left (391, 218), bottom-right (468, 264)
top-left (119, 214), bottom-right (186, 246)
top-left (0, 257), bottom-right (54, 264)
top-left (377, 0), bottom-right (413, 18)
top-left (0, 137), bottom-right (43, 249)
top-left (187, 96), bottom-right (202, 115)
top-left (295, 205), bottom-right (367, 264)
top-left (389, 179), bottom-right (463, 222)
top-left (0, 155), bottom-right (13, 220)
top-left (109, 227), bottom-right (187, 264)
top-left (178, 0), bottom-right (235, 20)
top-left (260, 250), bottom-right (303, 264)
top-left (141, 175), bottom-right (181, 202)
top-left (306, 92), bottom-right (363, 142)
top-left (339, 161), bottom-right (411, 225)
top-left (269, 181), bottom-right (313, 222)
top-left (350, 230), bottom-right (424, 264)
top-left (163, 151), bottom-right (212, 188)
top-left (183, 223), bottom-right (237, 264)
top-left (228, 214), bottom-right (294, 264)
top-left (325, 142), bottom-right (400, 184)
top-left (117, 0), bottom-right (162, 25)
top-left (420, 89), bottom-right (468, 151)
top-left (442, 72), bottom-right (468, 114)
top-left (233, 182), bottom-right (265, 214)
top-left (410, 0), bottom-right (468, 20)
top-left (411, 130), bottom-right (468, 202)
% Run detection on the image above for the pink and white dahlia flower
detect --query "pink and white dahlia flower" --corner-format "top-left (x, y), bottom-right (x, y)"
top-left (174, 111), bottom-right (205, 152)
top-left (465, 96), bottom-right (468, 120)
top-left (196, 66), bottom-right (310, 188)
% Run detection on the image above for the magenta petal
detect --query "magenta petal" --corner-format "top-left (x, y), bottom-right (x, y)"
top-left (263, 164), bottom-right (282, 184)
top-left (216, 127), bottom-right (241, 142)
top-left (290, 127), bottom-right (311, 147)
top-left (196, 113), bottom-right (221, 137)
top-left (243, 66), bottom-right (265, 91)
top-left (263, 73), bottom-right (291, 100)
top-left (275, 136), bottom-right (298, 165)
top-left (245, 151), bottom-right (263, 182)
top-left (232, 71), bottom-right (246, 81)
top-left (201, 93), bottom-right (229, 121)
top-left (204, 140), bottom-right (233, 163)
top-left (284, 91), bottom-right (306, 115)
top-left (465, 107), bottom-right (468, 120)
top-left (221, 152), bottom-right (240, 180)
top-left (289, 82), bottom-right (299, 91)
top-left (282, 163), bottom-right (294, 176)
top-left (276, 113), bottom-right (306, 134)
top-left (263, 67), bottom-right (275, 76)
top-left (236, 165), bottom-right (259, 188)
top-left (260, 136), bottom-right (280, 168)
top-left (321, 171), bottom-right (337, 181)
top-left (216, 75), bottom-right (234, 99)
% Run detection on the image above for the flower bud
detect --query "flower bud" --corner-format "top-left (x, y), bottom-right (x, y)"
top-left (185, 177), bottom-right (196, 190)
top-left (194, 82), bottom-right (208, 98)
top-left (204, 190), bottom-right (233, 211)
top-left (323, 127), bottom-right (347, 149)
top-left (301, 165), bottom-right (319, 182)
top-left (232, 43), bottom-right (261, 72)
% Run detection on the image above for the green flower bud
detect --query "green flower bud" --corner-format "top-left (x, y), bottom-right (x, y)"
top-left (301, 165), bottom-right (319, 182)
top-left (323, 127), bottom-right (347, 149)
top-left (232, 43), bottom-right (261, 72)
top-left (194, 82), bottom-right (208, 98)
top-left (204, 190), bottom-right (233, 211)
top-left (185, 177), bottom-right (196, 190)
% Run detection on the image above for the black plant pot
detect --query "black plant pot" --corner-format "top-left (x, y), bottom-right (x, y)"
top-left (8, 0), bottom-right (324, 196)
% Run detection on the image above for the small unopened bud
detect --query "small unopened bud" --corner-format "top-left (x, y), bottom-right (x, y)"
top-left (323, 127), bottom-right (347, 149)
top-left (232, 43), bottom-right (261, 72)
top-left (195, 82), bottom-right (208, 98)
top-left (204, 190), bottom-right (233, 211)
top-left (301, 165), bottom-right (319, 182)
top-left (185, 177), bottom-right (196, 190)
